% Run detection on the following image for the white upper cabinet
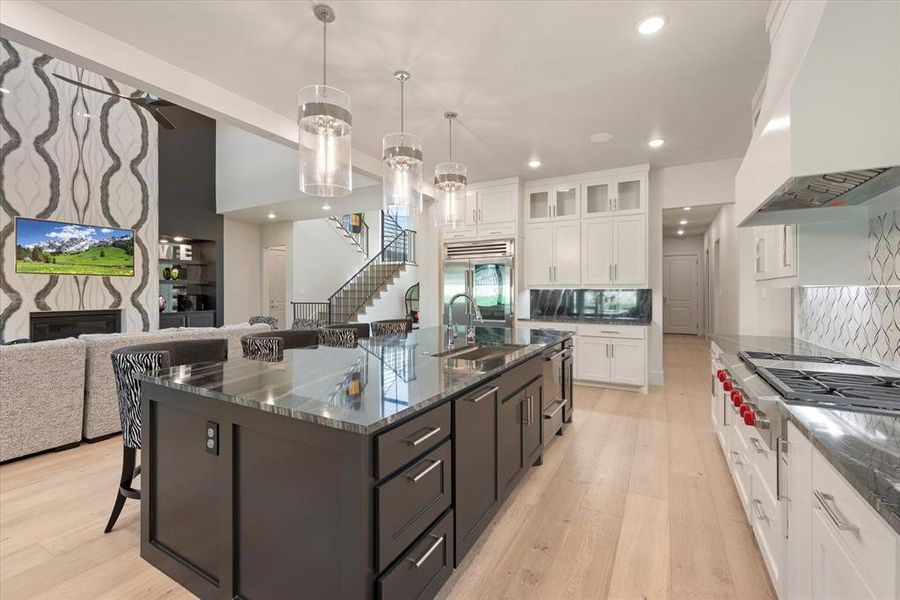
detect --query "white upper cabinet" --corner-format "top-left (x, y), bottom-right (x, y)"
top-left (553, 221), bottom-right (581, 284)
top-left (582, 178), bottom-right (613, 217)
top-left (525, 223), bottom-right (553, 286)
top-left (442, 178), bottom-right (521, 241)
top-left (613, 215), bottom-right (647, 285)
top-left (613, 173), bottom-right (645, 215)
top-left (552, 185), bottom-right (580, 220)
top-left (581, 218), bottom-right (614, 285)
top-left (527, 183), bottom-right (579, 222)
top-left (527, 188), bottom-right (551, 221)
top-left (525, 222), bottom-right (580, 287)
top-left (582, 171), bottom-right (646, 218)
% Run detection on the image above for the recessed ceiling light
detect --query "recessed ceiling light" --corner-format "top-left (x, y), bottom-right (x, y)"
top-left (528, 159), bottom-right (541, 169)
top-left (172, 236), bottom-right (185, 242)
top-left (683, 206), bottom-right (692, 211)
top-left (679, 219), bottom-right (688, 225)
top-left (267, 212), bottom-right (276, 219)
top-left (322, 204), bottom-right (331, 210)
top-left (648, 138), bottom-right (665, 148)
top-left (677, 229), bottom-right (685, 236)
top-left (637, 15), bottom-right (667, 35)
top-left (589, 132), bottom-right (614, 144)
top-left (159, 239), bottom-right (168, 244)
top-left (0, 87), bottom-right (9, 94)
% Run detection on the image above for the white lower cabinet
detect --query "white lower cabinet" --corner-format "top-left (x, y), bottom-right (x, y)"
top-left (574, 336), bottom-right (610, 381)
top-left (811, 506), bottom-right (879, 599)
top-left (574, 325), bottom-right (647, 387)
top-left (608, 339), bottom-right (646, 386)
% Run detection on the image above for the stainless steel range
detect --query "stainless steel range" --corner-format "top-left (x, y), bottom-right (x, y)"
top-left (738, 351), bottom-right (900, 413)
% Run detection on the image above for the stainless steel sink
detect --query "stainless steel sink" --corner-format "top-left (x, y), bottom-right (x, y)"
top-left (432, 344), bottom-right (526, 361)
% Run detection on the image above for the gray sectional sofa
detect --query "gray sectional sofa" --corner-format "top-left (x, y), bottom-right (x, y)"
top-left (0, 322), bottom-right (268, 462)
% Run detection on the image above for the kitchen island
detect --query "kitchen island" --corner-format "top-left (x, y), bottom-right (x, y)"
top-left (138, 325), bottom-right (573, 600)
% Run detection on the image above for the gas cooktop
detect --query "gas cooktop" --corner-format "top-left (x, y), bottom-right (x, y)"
top-left (757, 367), bottom-right (900, 412)
top-left (740, 351), bottom-right (876, 367)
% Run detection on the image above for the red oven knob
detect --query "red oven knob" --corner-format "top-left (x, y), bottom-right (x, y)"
top-left (731, 390), bottom-right (743, 406)
top-left (723, 380), bottom-right (733, 392)
top-left (740, 404), bottom-right (750, 416)
top-left (743, 410), bottom-right (756, 426)
top-left (717, 370), bottom-right (727, 382)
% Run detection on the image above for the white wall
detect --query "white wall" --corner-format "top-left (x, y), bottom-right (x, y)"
top-left (703, 205), bottom-right (741, 335)
top-left (223, 219), bottom-right (261, 324)
top-left (663, 235), bottom-right (705, 334)
top-left (647, 178), bottom-right (664, 385)
top-left (414, 204), bottom-right (441, 328)
top-left (654, 158), bottom-right (743, 209)
top-left (291, 218), bottom-right (369, 303)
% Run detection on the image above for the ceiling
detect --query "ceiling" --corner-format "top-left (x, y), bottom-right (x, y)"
top-left (662, 204), bottom-right (723, 238)
top-left (36, 1), bottom-right (769, 184)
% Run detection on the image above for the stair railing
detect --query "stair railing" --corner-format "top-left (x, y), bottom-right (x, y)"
top-left (292, 227), bottom-right (416, 325)
top-left (329, 214), bottom-right (369, 256)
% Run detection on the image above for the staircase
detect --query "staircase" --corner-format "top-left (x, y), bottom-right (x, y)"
top-left (292, 224), bottom-right (416, 326)
top-left (329, 214), bottom-right (369, 256)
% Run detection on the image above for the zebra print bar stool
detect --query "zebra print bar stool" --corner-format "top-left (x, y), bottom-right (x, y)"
top-left (291, 317), bottom-right (321, 330)
top-left (241, 329), bottom-right (318, 360)
top-left (107, 338), bottom-right (227, 533)
top-left (371, 319), bottom-right (412, 336)
top-left (318, 326), bottom-right (360, 348)
top-left (249, 315), bottom-right (278, 329)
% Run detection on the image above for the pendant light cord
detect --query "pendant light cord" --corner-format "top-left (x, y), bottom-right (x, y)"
top-left (322, 20), bottom-right (327, 87)
top-left (400, 79), bottom-right (405, 133)
top-left (448, 117), bottom-right (453, 161)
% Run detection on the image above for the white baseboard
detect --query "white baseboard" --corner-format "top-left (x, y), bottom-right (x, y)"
top-left (649, 370), bottom-right (664, 386)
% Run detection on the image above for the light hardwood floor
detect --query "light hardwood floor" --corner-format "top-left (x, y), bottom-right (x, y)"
top-left (0, 334), bottom-right (776, 599)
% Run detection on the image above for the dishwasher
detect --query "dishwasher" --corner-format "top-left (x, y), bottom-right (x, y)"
top-left (542, 340), bottom-right (573, 447)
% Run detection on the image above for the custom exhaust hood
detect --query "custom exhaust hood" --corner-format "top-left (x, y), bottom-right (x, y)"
top-left (736, 1), bottom-right (900, 226)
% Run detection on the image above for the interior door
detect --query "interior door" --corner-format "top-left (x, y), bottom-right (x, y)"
top-left (613, 215), bottom-right (646, 285)
top-left (443, 260), bottom-right (470, 326)
top-left (581, 217), bottom-right (613, 285)
top-left (525, 223), bottom-right (553, 286)
top-left (553, 222), bottom-right (581, 285)
top-left (663, 254), bottom-right (699, 334)
top-left (265, 246), bottom-right (286, 327)
top-left (472, 258), bottom-right (512, 324)
top-left (478, 188), bottom-right (513, 225)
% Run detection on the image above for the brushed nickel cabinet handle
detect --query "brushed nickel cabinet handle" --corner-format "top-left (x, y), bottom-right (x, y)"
top-left (407, 458), bottom-right (442, 482)
top-left (544, 399), bottom-right (566, 419)
top-left (466, 386), bottom-right (498, 403)
top-left (408, 534), bottom-right (444, 568)
top-left (750, 437), bottom-right (767, 455)
top-left (777, 438), bottom-right (789, 501)
top-left (814, 491), bottom-right (859, 533)
top-left (608, 264), bottom-right (613, 281)
top-left (404, 426), bottom-right (442, 446)
top-left (753, 498), bottom-right (768, 521)
top-left (730, 451), bottom-right (742, 466)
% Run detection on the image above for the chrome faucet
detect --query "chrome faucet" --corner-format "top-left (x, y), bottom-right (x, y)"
top-left (447, 293), bottom-right (483, 347)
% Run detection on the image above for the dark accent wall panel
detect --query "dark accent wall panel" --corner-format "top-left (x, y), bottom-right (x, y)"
top-left (158, 107), bottom-right (224, 325)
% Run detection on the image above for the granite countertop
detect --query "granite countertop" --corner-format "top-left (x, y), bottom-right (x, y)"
top-left (141, 325), bottom-right (573, 435)
top-left (711, 334), bottom-right (900, 534)
top-left (519, 316), bottom-right (651, 326)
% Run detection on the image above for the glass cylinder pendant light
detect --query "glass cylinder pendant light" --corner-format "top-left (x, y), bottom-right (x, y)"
top-left (298, 4), bottom-right (352, 198)
top-left (434, 112), bottom-right (467, 227)
top-left (383, 70), bottom-right (423, 218)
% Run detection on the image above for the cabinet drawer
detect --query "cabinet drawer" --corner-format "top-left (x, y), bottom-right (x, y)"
top-left (443, 226), bottom-right (476, 241)
top-left (376, 403), bottom-right (450, 479)
top-left (750, 461), bottom-right (783, 588)
top-left (748, 431), bottom-right (776, 502)
top-left (376, 441), bottom-right (452, 572)
top-left (542, 397), bottom-right (566, 449)
top-left (478, 221), bottom-right (516, 239)
top-left (812, 448), bottom-right (899, 599)
top-left (577, 323), bottom-right (645, 339)
top-left (378, 509), bottom-right (454, 600)
top-left (516, 320), bottom-right (577, 332)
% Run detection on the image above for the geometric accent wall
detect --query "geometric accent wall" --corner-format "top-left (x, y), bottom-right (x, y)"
top-left (796, 206), bottom-right (900, 368)
top-left (0, 38), bottom-right (158, 341)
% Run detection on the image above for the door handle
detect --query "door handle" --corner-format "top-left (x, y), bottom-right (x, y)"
top-left (408, 534), bottom-right (444, 568)
top-left (465, 386), bottom-right (497, 403)
top-left (407, 458), bottom-right (443, 483)
top-left (403, 426), bottom-right (442, 446)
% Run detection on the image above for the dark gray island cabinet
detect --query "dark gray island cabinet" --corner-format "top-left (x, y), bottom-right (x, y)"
top-left (138, 326), bottom-right (573, 600)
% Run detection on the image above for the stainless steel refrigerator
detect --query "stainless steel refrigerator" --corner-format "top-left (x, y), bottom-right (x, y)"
top-left (442, 240), bottom-right (514, 327)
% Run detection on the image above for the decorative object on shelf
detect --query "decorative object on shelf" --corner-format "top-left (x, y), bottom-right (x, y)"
top-left (382, 70), bottom-right (423, 218)
top-left (159, 243), bottom-right (173, 260)
top-left (298, 3), bottom-right (352, 198)
top-left (162, 267), bottom-right (172, 280)
top-left (158, 295), bottom-right (166, 312)
top-left (434, 111), bottom-right (467, 227)
top-left (168, 266), bottom-right (180, 280)
top-left (176, 244), bottom-right (192, 261)
top-left (176, 294), bottom-right (194, 312)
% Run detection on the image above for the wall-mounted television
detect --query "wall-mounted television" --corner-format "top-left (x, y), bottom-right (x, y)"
top-left (14, 217), bottom-right (135, 276)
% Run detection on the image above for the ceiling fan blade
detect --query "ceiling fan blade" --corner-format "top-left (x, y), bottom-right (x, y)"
top-left (52, 74), bottom-right (131, 100)
top-left (147, 106), bottom-right (176, 130)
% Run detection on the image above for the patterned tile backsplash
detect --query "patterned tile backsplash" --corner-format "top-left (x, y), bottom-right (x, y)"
top-left (796, 207), bottom-right (900, 368)
top-left (796, 286), bottom-right (900, 368)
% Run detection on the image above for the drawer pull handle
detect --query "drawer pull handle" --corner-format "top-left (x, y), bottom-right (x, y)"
top-left (753, 498), bottom-right (768, 521)
top-left (545, 349), bottom-right (568, 361)
top-left (409, 534), bottom-right (444, 568)
top-left (407, 459), bottom-right (442, 483)
top-left (599, 330), bottom-right (619, 334)
top-left (404, 426), bottom-right (442, 447)
top-left (544, 399), bottom-right (566, 419)
top-left (813, 490), bottom-right (859, 533)
top-left (730, 451), bottom-right (742, 466)
top-left (749, 437), bottom-right (767, 454)
top-left (466, 387), bottom-right (498, 404)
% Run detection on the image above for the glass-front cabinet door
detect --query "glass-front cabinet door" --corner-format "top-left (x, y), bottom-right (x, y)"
top-left (582, 178), bottom-right (613, 217)
top-left (553, 186), bottom-right (579, 220)
top-left (614, 174), bottom-right (644, 214)
top-left (472, 259), bottom-right (513, 324)
top-left (528, 188), bottom-right (551, 221)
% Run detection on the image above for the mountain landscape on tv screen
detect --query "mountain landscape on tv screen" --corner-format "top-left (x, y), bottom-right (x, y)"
top-left (15, 218), bottom-right (135, 276)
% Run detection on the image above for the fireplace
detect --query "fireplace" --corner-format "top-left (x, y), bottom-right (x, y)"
top-left (30, 310), bottom-right (122, 342)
